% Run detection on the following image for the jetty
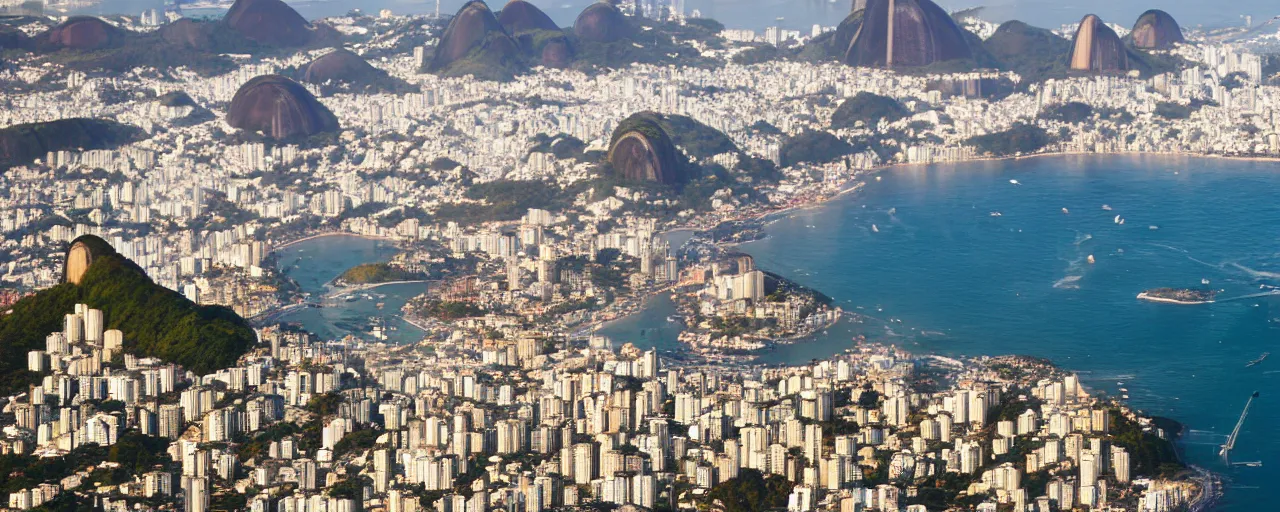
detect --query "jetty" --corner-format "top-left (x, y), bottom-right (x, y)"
top-left (1219, 391), bottom-right (1260, 463)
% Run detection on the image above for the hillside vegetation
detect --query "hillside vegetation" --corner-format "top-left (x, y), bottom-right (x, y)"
top-left (0, 238), bottom-right (256, 392)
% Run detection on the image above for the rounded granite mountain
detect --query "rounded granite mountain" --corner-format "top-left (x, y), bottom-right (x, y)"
top-left (46, 16), bottom-right (125, 50)
top-left (303, 49), bottom-right (378, 84)
top-left (1131, 9), bottom-right (1185, 50)
top-left (157, 91), bottom-right (199, 108)
top-left (0, 118), bottom-right (145, 171)
top-left (64, 234), bottom-right (118, 284)
top-left (226, 75), bottom-right (339, 139)
top-left (498, 0), bottom-right (560, 34)
top-left (1068, 14), bottom-right (1127, 72)
top-left (223, 0), bottom-right (315, 47)
top-left (539, 37), bottom-right (574, 68)
top-left (574, 1), bottom-right (632, 43)
top-left (158, 18), bottom-right (213, 49)
top-left (431, 0), bottom-right (519, 71)
top-left (608, 112), bottom-right (685, 186)
top-left (845, 0), bottom-right (972, 68)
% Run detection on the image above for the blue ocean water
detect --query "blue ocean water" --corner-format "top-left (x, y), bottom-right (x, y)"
top-left (735, 155), bottom-right (1278, 509)
top-left (273, 234), bottom-right (429, 344)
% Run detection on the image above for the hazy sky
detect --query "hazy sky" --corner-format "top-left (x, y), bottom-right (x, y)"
top-left (936, 0), bottom-right (1274, 29)
top-left (67, 0), bottom-right (1278, 33)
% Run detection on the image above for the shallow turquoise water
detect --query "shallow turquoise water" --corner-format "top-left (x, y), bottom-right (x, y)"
top-left (273, 235), bottom-right (429, 345)
top-left (737, 155), bottom-right (1278, 509)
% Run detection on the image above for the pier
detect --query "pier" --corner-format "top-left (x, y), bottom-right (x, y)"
top-left (1220, 391), bottom-right (1260, 463)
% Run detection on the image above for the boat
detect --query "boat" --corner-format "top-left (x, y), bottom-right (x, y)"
top-left (990, 212), bottom-right (1002, 217)
top-left (1102, 204), bottom-right (1113, 211)
top-left (1009, 179), bottom-right (1020, 185)
top-left (871, 224), bottom-right (879, 233)
top-left (1087, 254), bottom-right (1096, 264)
top-left (1149, 225), bottom-right (1159, 230)
top-left (1202, 278), bottom-right (1211, 285)
top-left (887, 207), bottom-right (896, 215)
top-left (1246, 352), bottom-right (1269, 367)
top-left (1062, 208), bottom-right (1069, 214)
top-left (1114, 215), bottom-right (1122, 224)
top-left (1119, 218), bottom-right (1125, 225)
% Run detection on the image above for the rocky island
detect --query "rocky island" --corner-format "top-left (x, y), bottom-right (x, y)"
top-left (1137, 287), bottom-right (1217, 304)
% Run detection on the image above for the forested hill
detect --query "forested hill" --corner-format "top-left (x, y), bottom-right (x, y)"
top-left (0, 235), bottom-right (257, 393)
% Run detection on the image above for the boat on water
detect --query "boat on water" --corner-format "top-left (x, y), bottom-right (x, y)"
top-left (990, 212), bottom-right (1002, 217)
top-left (1087, 254), bottom-right (1096, 264)
top-left (871, 224), bottom-right (879, 233)
top-left (1202, 278), bottom-right (1211, 285)
top-left (1009, 179), bottom-right (1020, 185)
top-left (1102, 204), bottom-right (1113, 211)
top-left (1246, 352), bottom-right (1270, 367)
top-left (1062, 207), bottom-right (1069, 214)
top-left (1114, 215), bottom-right (1122, 224)
top-left (887, 207), bottom-right (896, 215)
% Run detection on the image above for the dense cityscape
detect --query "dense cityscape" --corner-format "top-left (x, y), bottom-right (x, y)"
top-left (1, 0), bottom-right (1277, 511)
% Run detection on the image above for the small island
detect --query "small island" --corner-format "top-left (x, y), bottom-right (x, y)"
top-left (336, 262), bottom-right (426, 286)
top-left (1137, 287), bottom-right (1216, 304)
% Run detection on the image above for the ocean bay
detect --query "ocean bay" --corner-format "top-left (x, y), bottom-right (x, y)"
top-left (606, 154), bottom-right (1279, 509)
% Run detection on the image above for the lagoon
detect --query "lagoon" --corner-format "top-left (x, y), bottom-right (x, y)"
top-left (272, 234), bottom-right (429, 345)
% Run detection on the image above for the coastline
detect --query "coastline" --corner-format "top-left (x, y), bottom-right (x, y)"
top-left (272, 231), bottom-right (400, 252)
top-left (598, 150), bottom-right (1240, 505)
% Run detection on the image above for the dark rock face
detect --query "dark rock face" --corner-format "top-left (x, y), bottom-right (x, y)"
top-left (574, 1), bottom-right (632, 43)
top-left (226, 75), bottom-right (339, 139)
top-left (540, 37), bottom-right (573, 68)
top-left (608, 113), bottom-right (684, 185)
top-left (831, 10), bottom-right (865, 58)
top-left (845, 0), bottom-right (972, 68)
top-left (498, 0), bottom-right (560, 34)
top-left (0, 25), bottom-right (31, 51)
top-left (0, 118), bottom-right (145, 171)
top-left (46, 16), bottom-right (123, 50)
top-left (1068, 14), bottom-right (1127, 71)
top-left (303, 49), bottom-right (378, 85)
top-left (158, 18), bottom-right (213, 49)
top-left (432, 0), bottom-right (516, 71)
top-left (1131, 10), bottom-right (1185, 50)
top-left (157, 91), bottom-right (198, 107)
top-left (224, 0), bottom-right (314, 47)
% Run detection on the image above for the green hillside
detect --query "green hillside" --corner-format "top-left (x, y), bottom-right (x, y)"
top-left (0, 236), bottom-right (256, 393)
